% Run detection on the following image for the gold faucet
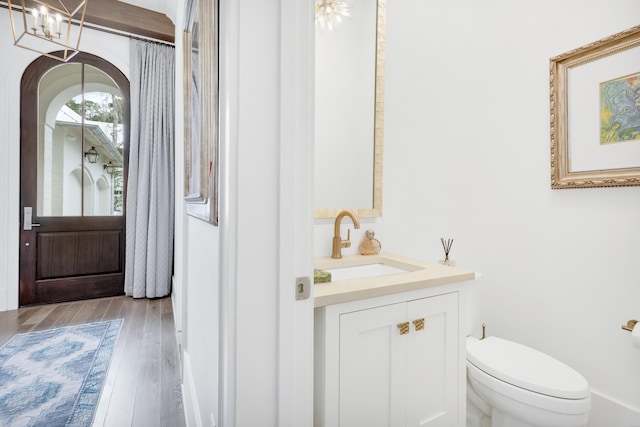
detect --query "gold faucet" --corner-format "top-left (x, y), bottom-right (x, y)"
top-left (331, 210), bottom-right (360, 259)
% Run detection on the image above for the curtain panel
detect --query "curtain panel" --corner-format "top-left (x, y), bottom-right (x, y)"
top-left (125, 40), bottom-right (176, 298)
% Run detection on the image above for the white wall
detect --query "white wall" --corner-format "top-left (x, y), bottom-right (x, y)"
top-left (378, 0), bottom-right (640, 423)
top-left (171, 2), bottom-right (222, 425)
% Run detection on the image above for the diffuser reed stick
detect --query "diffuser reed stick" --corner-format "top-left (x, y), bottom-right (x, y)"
top-left (441, 238), bottom-right (453, 265)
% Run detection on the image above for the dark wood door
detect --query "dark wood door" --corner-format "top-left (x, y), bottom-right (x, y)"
top-left (19, 53), bottom-right (129, 306)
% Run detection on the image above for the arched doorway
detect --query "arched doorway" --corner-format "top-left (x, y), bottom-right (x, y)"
top-left (19, 52), bottom-right (129, 306)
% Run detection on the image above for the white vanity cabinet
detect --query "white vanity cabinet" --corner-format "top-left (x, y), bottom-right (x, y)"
top-left (314, 289), bottom-right (464, 427)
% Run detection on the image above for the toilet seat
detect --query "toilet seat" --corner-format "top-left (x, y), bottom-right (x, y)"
top-left (467, 336), bottom-right (589, 400)
top-left (467, 361), bottom-right (591, 417)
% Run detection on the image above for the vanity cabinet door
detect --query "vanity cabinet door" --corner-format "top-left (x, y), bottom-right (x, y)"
top-left (336, 292), bottom-right (459, 427)
top-left (406, 292), bottom-right (459, 427)
top-left (339, 302), bottom-right (407, 427)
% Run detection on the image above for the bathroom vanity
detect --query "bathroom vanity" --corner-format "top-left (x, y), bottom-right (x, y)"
top-left (314, 253), bottom-right (476, 427)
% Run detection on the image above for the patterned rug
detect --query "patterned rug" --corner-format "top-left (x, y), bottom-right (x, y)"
top-left (0, 319), bottom-right (122, 427)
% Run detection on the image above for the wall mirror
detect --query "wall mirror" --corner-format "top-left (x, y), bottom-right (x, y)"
top-left (314, 0), bottom-right (385, 219)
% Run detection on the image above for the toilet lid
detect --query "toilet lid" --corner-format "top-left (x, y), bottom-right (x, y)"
top-left (467, 336), bottom-right (589, 399)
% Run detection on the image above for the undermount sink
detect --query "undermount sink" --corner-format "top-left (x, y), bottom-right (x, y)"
top-left (326, 263), bottom-right (410, 281)
top-left (313, 253), bottom-right (476, 307)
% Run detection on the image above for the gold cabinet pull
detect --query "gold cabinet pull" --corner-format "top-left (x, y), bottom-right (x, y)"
top-left (622, 319), bottom-right (638, 332)
top-left (413, 318), bottom-right (425, 331)
top-left (397, 322), bottom-right (410, 335)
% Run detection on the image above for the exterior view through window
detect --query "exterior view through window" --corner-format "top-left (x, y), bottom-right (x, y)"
top-left (37, 64), bottom-right (124, 217)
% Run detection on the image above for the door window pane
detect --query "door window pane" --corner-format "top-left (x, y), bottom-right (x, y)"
top-left (38, 64), bottom-right (124, 216)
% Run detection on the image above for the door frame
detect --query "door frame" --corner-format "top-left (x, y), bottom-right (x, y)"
top-left (216, 0), bottom-right (315, 424)
top-left (19, 52), bottom-right (130, 306)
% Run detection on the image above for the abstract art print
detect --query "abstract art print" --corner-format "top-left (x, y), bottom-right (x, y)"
top-left (600, 72), bottom-right (640, 144)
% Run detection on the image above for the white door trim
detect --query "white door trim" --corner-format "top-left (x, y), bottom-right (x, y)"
top-left (277, 0), bottom-right (315, 426)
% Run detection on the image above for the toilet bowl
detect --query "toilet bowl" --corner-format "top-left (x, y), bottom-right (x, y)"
top-left (466, 336), bottom-right (591, 427)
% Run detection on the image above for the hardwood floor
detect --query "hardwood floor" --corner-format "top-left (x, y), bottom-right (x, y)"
top-left (0, 296), bottom-right (186, 427)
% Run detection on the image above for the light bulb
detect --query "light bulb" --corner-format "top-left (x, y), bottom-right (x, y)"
top-left (31, 8), bottom-right (39, 28)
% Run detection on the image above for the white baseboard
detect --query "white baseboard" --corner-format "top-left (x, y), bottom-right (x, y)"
top-left (588, 388), bottom-right (640, 427)
top-left (171, 276), bottom-right (184, 378)
top-left (171, 277), bottom-right (183, 345)
top-left (182, 351), bottom-right (202, 427)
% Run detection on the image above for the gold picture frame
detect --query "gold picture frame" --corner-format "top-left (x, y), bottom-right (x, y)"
top-left (183, 0), bottom-right (219, 223)
top-left (550, 25), bottom-right (640, 189)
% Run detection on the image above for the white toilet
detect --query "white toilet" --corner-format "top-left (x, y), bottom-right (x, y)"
top-left (466, 335), bottom-right (591, 427)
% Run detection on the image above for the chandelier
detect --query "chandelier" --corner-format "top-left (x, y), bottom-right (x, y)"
top-left (315, 0), bottom-right (350, 31)
top-left (7, 0), bottom-right (88, 62)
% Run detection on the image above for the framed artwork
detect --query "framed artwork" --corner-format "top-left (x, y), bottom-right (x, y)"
top-left (550, 25), bottom-right (640, 189)
top-left (183, 0), bottom-right (219, 223)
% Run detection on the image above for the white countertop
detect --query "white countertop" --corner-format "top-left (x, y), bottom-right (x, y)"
top-left (314, 252), bottom-right (476, 307)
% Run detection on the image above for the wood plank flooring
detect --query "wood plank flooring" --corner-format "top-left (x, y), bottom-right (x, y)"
top-left (0, 296), bottom-right (186, 427)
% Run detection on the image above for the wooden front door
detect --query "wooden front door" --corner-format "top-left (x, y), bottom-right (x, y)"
top-left (19, 53), bottom-right (130, 306)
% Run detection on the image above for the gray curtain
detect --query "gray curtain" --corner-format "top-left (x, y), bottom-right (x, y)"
top-left (125, 39), bottom-right (175, 298)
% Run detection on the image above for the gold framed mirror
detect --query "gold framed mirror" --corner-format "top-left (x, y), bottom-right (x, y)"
top-left (314, 0), bottom-right (385, 219)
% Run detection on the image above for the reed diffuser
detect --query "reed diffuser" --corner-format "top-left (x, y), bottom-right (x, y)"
top-left (440, 238), bottom-right (454, 266)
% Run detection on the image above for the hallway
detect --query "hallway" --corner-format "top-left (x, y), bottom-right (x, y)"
top-left (0, 296), bottom-right (185, 427)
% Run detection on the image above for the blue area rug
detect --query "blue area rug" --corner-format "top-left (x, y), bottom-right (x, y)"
top-left (0, 319), bottom-right (122, 427)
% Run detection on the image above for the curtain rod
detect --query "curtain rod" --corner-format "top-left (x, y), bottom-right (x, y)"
top-left (83, 22), bottom-right (175, 47)
top-left (0, 2), bottom-right (175, 47)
